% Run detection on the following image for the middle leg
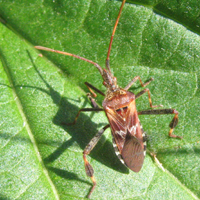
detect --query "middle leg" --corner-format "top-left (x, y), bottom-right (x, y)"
top-left (138, 109), bottom-right (182, 139)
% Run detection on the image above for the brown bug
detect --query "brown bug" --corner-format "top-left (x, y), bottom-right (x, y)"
top-left (35, 0), bottom-right (182, 198)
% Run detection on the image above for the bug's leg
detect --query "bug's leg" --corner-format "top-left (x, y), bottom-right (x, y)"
top-left (138, 109), bottom-right (182, 139)
top-left (83, 124), bottom-right (110, 198)
top-left (149, 152), bottom-right (165, 172)
top-left (85, 82), bottom-right (105, 108)
top-left (136, 88), bottom-right (163, 108)
top-left (124, 76), bottom-right (154, 90)
top-left (87, 93), bottom-right (99, 109)
top-left (65, 83), bottom-right (104, 125)
top-left (66, 108), bottom-right (104, 125)
top-left (85, 82), bottom-right (105, 97)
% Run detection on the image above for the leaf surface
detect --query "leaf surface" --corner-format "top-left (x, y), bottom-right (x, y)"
top-left (0, 0), bottom-right (199, 199)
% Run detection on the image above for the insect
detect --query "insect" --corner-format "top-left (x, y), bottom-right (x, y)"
top-left (35, 0), bottom-right (182, 198)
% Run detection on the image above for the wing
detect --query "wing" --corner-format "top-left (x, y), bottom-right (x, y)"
top-left (123, 100), bottom-right (145, 171)
top-left (105, 107), bottom-right (127, 152)
top-left (121, 130), bottom-right (144, 172)
top-left (105, 98), bottom-right (145, 172)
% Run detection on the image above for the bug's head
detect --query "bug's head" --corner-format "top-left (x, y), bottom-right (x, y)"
top-left (102, 69), bottom-right (118, 92)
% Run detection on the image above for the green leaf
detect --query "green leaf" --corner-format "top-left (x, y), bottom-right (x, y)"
top-left (0, 0), bottom-right (199, 199)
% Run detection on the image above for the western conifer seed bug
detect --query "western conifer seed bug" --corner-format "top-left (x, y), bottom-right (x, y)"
top-left (35, 0), bottom-right (182, 198)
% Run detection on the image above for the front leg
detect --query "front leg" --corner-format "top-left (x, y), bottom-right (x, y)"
top-left (85, 82), bottom-right (105, 108)
top-left (66, 82), bottom-right (105, 125)
top-left (124, 76), bottom-right (154, 90)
